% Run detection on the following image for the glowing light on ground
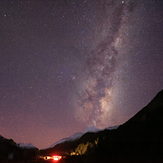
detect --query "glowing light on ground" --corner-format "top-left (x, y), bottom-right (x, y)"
top-left (39, 155), bottom-right (62, 161)
top-left (52, 155), bottom-right (62, 161)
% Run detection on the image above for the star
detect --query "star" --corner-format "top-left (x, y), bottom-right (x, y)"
top-left (3, 13), bottom-right (7, 17)
top-left (72, 76), bottom-right (76, 80)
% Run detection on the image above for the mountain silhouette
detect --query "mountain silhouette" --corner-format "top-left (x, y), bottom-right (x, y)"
top-left (0, 135), bottom-right (38, 163)
top-left (40, 90), bottom-right (163, 163)
top-left (1, 90), bottom-right (163, 163)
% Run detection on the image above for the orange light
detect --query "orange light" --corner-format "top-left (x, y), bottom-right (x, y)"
top-left (52, 155), bottom-right (62, 161)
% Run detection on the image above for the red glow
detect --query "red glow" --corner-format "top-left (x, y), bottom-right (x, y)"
top-left (52, 155), bottom-right (62, 161)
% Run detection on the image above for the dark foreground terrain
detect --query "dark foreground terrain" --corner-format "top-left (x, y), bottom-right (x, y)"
top-left (1, 90), bottom-right (163, 163)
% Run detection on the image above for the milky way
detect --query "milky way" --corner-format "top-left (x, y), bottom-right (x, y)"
top-left (0, 0), bottom-right (163, 148)
top-left (75, 0), bottom-right (137, 128)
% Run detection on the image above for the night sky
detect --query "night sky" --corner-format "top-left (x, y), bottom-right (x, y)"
top-left (0, 0), bottom-right (163, 149)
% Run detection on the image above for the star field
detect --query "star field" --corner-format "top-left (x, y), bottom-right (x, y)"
top-left (0, 0), bottom-right (163, 148)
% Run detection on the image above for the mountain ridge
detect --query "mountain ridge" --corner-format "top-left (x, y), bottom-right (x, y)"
top-left (1, 90), bottom-right (163, 162)
top-left (40, 90), bottom-right (163, 162)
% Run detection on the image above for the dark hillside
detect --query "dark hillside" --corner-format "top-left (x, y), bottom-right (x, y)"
top-left (40, 90), bottom-right (163, 163)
